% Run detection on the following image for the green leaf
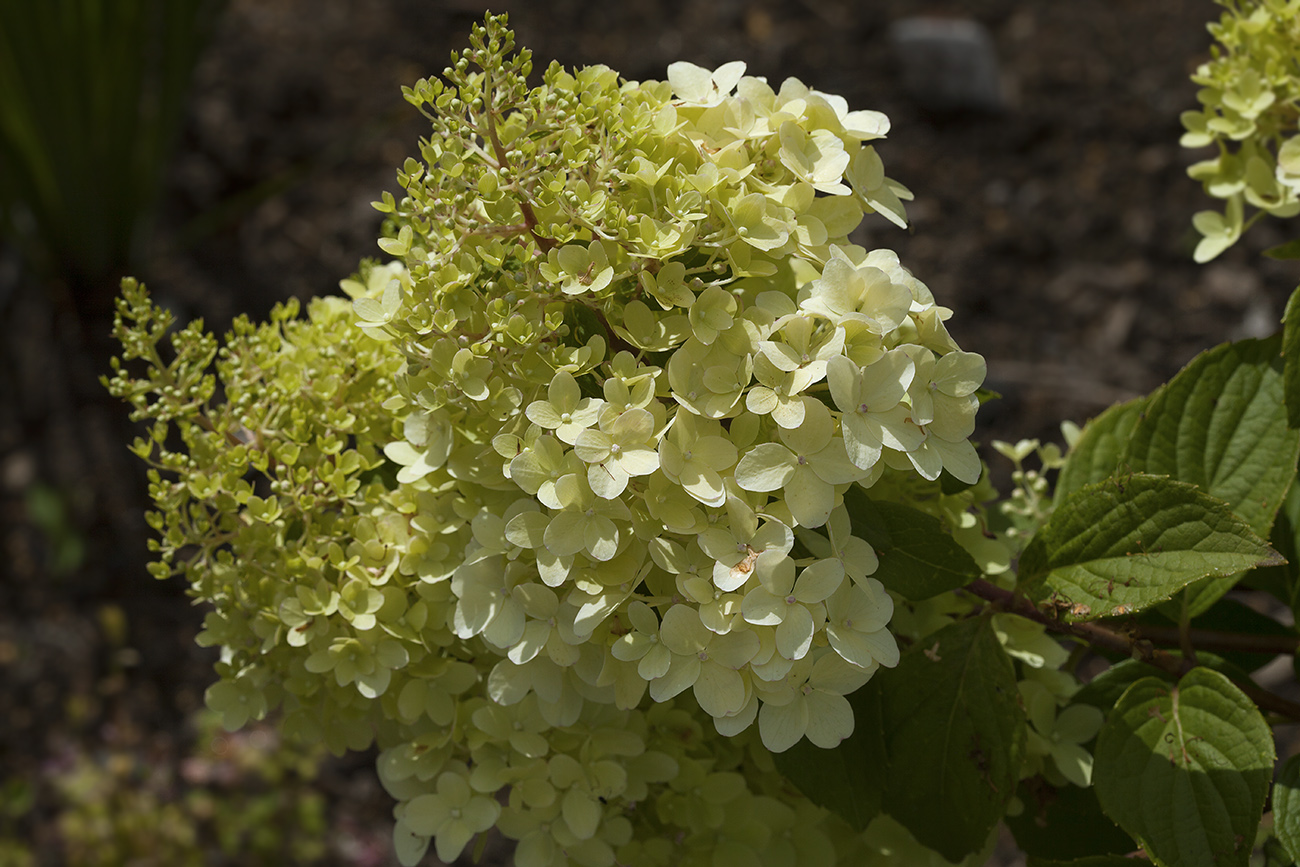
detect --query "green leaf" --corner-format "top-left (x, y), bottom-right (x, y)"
top-left (1028, 857), bottom-right (1143, 867)
top-left (1265, 240), bottom-right (1300, 260)
top-left (1073, 655), bottom-right (1255, 712)
top-left (842, 486), bottom-right (981, 601)
top-left (1055, 397), bottom-right (1146, 507)
top-left (1072, 659), bottom-right (1162, 711)
top-left (1027, 857), bottom-right (1147, 867)
top-left (1093, 667), bottom-right (1274, 867)
top-left (772, 679), bottom-right (885, 831)
top-left (1020, 474), bottom-right (1282, 622)
top-left (1274, 754), bottom-right (1300, 864)
top-left (1123, 336), bottom-right (1299, 615)
top-left (1006, 778), bottom-right (1136, 862)
top-left (1246, 480), bottom-right (1300, 603)
top-left (877, 615), bottom-right (1025, 861)
top-left (1286, 285), bottom-right (1300, 429)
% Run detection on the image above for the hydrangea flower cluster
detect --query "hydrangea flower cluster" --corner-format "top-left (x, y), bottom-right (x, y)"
top-left (1180, 0), bottom-right (1300, 260)
top-left (105, 15), bottom-right (1006, 866)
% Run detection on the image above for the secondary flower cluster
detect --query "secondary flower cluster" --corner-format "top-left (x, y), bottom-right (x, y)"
top-left (1181, 0), bottom-right (1300, 260)
top-left (106, 15), bottom-right (1005, 867)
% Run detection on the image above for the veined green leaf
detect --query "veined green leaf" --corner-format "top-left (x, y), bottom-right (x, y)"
top-left (878, 615), bottom-right (1025, 862)
top-left (842, 486), bottom-right (980, 601)
top-left (1285, 285), bottom-right (1300, 429)
top-left (1093, 668), bottom-right (1273, 867)
top-left (1123, 336), bottom-right (1299, 615)
top-left (1054, 397), bottom-right (1145, 506)
top-left (1005, 779), bottom-right (1135, 862)
top-left (1273, 754), bottom-right (1300, 864)
top-left (1020, 475), bottom-right (1281, 622)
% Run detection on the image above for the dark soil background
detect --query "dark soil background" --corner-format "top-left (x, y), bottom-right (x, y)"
top-left (3, 0), bottom-right (1297, 863)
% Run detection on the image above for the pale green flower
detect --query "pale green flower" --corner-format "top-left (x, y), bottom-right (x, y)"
top-left (205, 675), bottom-right (268, 731)
top-left (755, 650), bottom-right (873, 752)
top-left (1277, 135), bottom-right (1300, 193)
top-left (688, 286), bottom-right (738, 345)
top-left (907, 348), bottom-right (984, 441)
top-left (611, 600), bottom-right (673, 683)
top-left (658, 411), bottom-right (738, 507)
top-left (450, 555), bottom-right (525, 648)
top-left (668, 60), bottom-right (746, 107)
top-left (304, 634), bottom-right (409, 699)
top-left (337, 577), bottom-right (384, 631)
top-left (540, 240), bottom-right (615, 296)
top-left (437, 345), bottom-right (493, 401)
top-left (383, 409), bottom-right (453, 484)
top-left (745, 359), bottom-right (817, 429)
top-left (601, 351), bottom-right (660, 414)
top-left (904, 427), bottom-right (983, 485)
top-left (643, 470), bottom-right (709, 534)
top-left (778, 121), bottom-right (851, 195)
top-left (758, 314), bottom-right (844, 382)
top-left (648, 537), bottom-right (743, 634)
top-left (1192, 193), bottom-right (1244, 263)
top-left (542, 474), bottom-right (631, 561)
top-left (826, 351), bottom-right (924, 472)
top-left (733, 400), bottom-right (865, 528)
top-left (526, 370), bottom-right (606, 445)
top-left (695, 495), bottom-right (793, 591)
top-left (573, 406), bottom-right (660, 499)
top-left (1020, 680), bottom-right (1104, 787)
top-left (740, 551), bottom-right (843, 661)
top-left (397, 771), bottom-right (501, 865)
top-left (650, 604), bottom-right (760, 718)
top-left (612, 299), bottom-right (693, 352)
top-left (667, 336), bottom-right (753, 419)
top-left (725, 192), bottom-right (794, 252)
top-left (509, 434), bottom-right (584, 510)
top-left (847, 145), bottom-right (909, 228)
top-left (824, 578), bottom-right (898, 670)
top-left (993, 613), bottom-right (1070, 670)
top-left (639, 260), bottom-right (694, 309)
top-left (798, 504), bottom-right (880, 584)
top-left (800, 257), bottom-right (912, 336)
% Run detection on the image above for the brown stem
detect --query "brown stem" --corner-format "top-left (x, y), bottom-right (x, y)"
top-left (482, 77), bottom-right (554, 253)
top-left (964, 579), bottom-right (1300, 723)
top-left (1132, 624), bottom-right (1300, 656)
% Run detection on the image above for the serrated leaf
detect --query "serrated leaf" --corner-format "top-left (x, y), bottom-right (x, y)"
top-left (773, 679), bottom-right (885, 830)
top-left (1285, 285), bottom-right (1300, 429)
top-left (1020, 475), bottom-right (1281, 622)
top-left (878, 615), bottom-right (1025, 862)
top-left (1006, 778), bottom-right (1135, 862)
top-left (842, 486), bottom-right (980, 601)
top-left (1274, 754), bottom-right (1300, 863)
top-left (1054, 397), bottom-right (1145, 506)
top-left (1246, 481), bottom-right (1300, 604)
top-left (1093, 667), bottom-right (1273, 867)
top-left (1123, 336), bottom-right (1299, 615)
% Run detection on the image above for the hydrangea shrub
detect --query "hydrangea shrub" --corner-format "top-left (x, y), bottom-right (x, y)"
top-left (107, 13), bottom-right (1300, 867)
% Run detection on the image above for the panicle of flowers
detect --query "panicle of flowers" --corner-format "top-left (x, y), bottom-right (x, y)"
top-left (103, 14), bottom-right (1017, 866)
top-left (1180, 0), bottom-right (1300, 261)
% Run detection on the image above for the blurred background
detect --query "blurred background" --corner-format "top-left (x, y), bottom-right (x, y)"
top-left (2, 0), bottom-right (1295, 863)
